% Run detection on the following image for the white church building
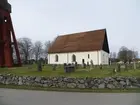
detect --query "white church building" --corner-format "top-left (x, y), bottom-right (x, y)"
top-left (48, 29), bottom-right (110, 65)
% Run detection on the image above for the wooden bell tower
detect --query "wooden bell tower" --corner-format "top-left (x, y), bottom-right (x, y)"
top-left (0, 0), bottom-right (21, 67)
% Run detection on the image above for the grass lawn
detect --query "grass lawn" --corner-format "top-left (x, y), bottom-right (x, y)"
top-left (0, 64), bottom-right (140, 78)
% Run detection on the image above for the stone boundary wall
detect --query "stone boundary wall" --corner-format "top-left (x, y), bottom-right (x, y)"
top-left (0, 74), bottom-right (140, 89)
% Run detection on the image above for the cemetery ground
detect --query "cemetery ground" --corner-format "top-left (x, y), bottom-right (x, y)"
top-left (0, 64), bottom-right (140, 78)
top-left (0, 64), bottom-right (140, 93)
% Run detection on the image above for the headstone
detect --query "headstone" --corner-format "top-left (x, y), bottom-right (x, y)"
top-left (87, 62), bottom-right (89, 66)
top-left (120, 65), bottom-right (125, 69)
top-left (45, 59), bottom-right (48, 64)
top-left (109, 60), bottom-right (111, 65)
top-left (83, 63), bottom-right (86, 68)
top-left (133, 61), bottom-right (136, 70)
top-left (52, 64), bottom-right (56, 71)
top-left (37, 60), bottom-right (42, 71)
top-left (124, 63), bottom-right (128, 71)
top-left (82, 60), bottom-right (85, 68)
top-left (71, 65), bottom-right (75, 72)
top-left (64, 63), bottom-right (67, 68)
top-left (27, 66), bottom-right (32, 69)
top-left (75, 62), bottom-right (78, 69)
top-left (117, 64), bottom-right (121, 72)
top-left (130, 64), bottom-right (133, 69)
top-left (138, 64), bottom-right (140, 69)
top-left (42, 60), bottom-right (45, 67)
top-left (90, 60), bottom-right (94, 68)
top-left (100, 64), bottom-right (102, 70)
top-left (113, 68), bottom-right (117, 74)
top-left (64, 63), bottom-right (67, 73)
top-left (64, 63), bottom-right (75, 73)
top-left (72, 63), bottom-right (74, 66)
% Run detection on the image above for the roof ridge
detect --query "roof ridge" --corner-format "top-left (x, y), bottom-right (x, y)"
top-left (59, 28), bottom-right (106, 37)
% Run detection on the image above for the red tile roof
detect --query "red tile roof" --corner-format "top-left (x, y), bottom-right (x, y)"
top-left (48, 29), bottom-right (109, 53)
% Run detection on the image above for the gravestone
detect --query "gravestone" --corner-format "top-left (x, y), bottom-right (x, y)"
top-left (125, 63), bottom-right (128, 71)
top-left (42, 60), bottom-right (45, 67)
top-left (90, 60), bottom-right (94, 68)
top-left (117, 64), bottom-right (121, 72)
top-left (64, 63), bottom-right (75, 73)
top-left (133, 61), bottom-right (136, 70)
top-left (113, 68), bottom-right (117, 74)
top-left (52, 64), bottom-right (57, 71)
top-left (64, 63), bottom-right (67, 72)
top-left (37, 60), bottom-right (42, 72)
top-left (27, 66), bottom-right (32, 69)
top-left (138, 64), bottom-right (140, 69)
top-left (87, 62), bottom-right (89, 67)
top-left (100, 64), bottom-right (102, 70)
top-left (64, 63), bottom-right (67, 68)
top-left (109, 60), bottom-right (111, 65)
top-left (72, 63), bottom-right (74, 66)
top-left (130, 64), bottom-right (133, 69)
top-left (120, 65), bottom-right (125, 69)
top-left (75, 62), bottom-right (78, 69)
top-left (83, 63), bottom-right (86, 68)
top-left (82, 59), bottom-right (85, 68)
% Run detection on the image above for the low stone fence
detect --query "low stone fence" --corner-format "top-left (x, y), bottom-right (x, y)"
top-left (0, 74), bottom-right (140, 89)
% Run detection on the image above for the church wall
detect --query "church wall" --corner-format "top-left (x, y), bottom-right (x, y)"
top-left (48, 50), bottom-right (109, 65)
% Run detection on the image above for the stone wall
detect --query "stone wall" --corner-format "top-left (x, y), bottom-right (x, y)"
top-left (0, 74), bottom-right (140, 89)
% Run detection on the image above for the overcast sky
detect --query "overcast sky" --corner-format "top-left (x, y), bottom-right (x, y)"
top-left (9, 0), bottom-right (139, 53)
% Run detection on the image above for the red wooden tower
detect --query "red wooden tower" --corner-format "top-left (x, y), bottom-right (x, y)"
top-left (0, 0), bottom-right (21, 67)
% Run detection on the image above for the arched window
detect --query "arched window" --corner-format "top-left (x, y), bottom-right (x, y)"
top-left (72, 54), bottom-right (76, 62)
top-left (55, 55), bottom-right (58, 62)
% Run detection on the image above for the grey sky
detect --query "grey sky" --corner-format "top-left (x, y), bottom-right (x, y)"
top-left (9, 0), bottom-right (139, 53)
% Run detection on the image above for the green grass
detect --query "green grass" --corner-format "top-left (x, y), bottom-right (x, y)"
top-left (0, 64), bottom-right (140, 77)
top-left (0, 84), bottom-right (140, 93)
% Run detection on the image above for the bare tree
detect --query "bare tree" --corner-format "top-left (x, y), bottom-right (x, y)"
top-left (18, 37), bottom-right (33, 64)
top-left (33, 41), bottom-right (43, 61)
top-left (109, 52), bottom-right (113, 59)
top-left (131, 49), bottom-right (139, 70)
top-left (118, 46), bottom-right (139, 64)
top-left (44, 37), bottom-right (57, 55)
top-left (127, 50), bottom-right (133, 63)
top-left (44, 41), bottom-right (52, 58)
top-left (133, 51), bottom-right (138, 59)
top-left (110, 52), bottom-right (116, 59)
top-left (113, 52), bottom-right (117, 59)
top-left (118, 46), bottom-right (128, 63)
top-left (109, 52), bottom-right (117, 64)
